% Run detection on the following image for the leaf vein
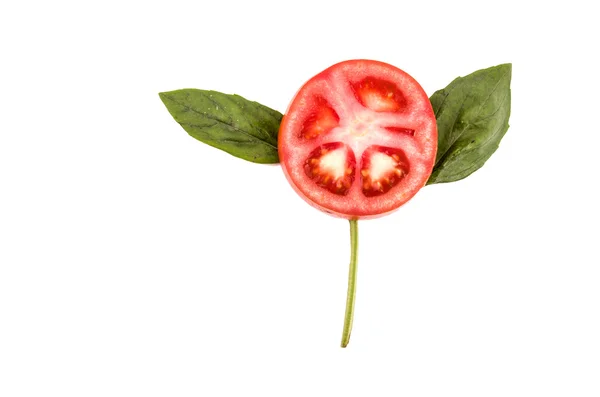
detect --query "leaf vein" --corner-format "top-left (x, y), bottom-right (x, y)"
top-left (163, 94), bottom-right (277, 150)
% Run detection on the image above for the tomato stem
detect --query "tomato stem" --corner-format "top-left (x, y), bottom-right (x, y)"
top-left (341, 219), bottom-right (358, 348)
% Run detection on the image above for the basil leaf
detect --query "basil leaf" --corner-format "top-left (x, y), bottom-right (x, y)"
top-left (427, 64), bottom-right (512, 184)
top-left (159, 89), bottom-right (282, 164)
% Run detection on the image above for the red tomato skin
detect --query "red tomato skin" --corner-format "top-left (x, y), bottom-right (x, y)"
top-left (279, 60), bottom-right (437, 220)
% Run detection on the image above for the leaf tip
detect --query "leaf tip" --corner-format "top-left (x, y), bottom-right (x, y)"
top-left (497, 63), bottom-right (512, 78)
top-left (158, 91), bottom-right (168, 103)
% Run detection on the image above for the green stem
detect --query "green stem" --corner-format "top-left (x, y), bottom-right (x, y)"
top-left (341, 219), bottom-right (358, 348)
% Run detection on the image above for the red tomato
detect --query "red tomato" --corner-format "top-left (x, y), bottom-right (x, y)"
top-left (279, 60), bottom-right (437, 219)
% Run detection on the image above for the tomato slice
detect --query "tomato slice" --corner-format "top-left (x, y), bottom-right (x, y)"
top-left (279, 60), bottom-right (437, 219)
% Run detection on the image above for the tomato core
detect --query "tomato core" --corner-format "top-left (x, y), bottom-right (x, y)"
top-left (279, 60), bottom-right (437, 219)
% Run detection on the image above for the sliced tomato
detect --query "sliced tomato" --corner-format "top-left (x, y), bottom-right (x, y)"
top-left (278, 60), bottom-right (437, 219)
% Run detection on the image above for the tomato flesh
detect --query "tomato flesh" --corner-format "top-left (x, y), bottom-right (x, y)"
top-left (352, 76), bottom-right (407, 113)
top-left (360, 145), bottom-right (409, 197)
top-left (301, 97), bottom-right (340, 139)
top-left (304, 142), bottom-right (356, 195)
top-left (279, 60), bottom-right (437, 219)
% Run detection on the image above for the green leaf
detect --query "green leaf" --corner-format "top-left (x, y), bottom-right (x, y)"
top-left (159, 89), bottom-right (282, 164)
top-left (427, 64), bottom-right (512, 184)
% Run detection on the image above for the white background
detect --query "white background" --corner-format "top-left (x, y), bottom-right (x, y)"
top-left (1, 1), bottom-right (599, 396)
